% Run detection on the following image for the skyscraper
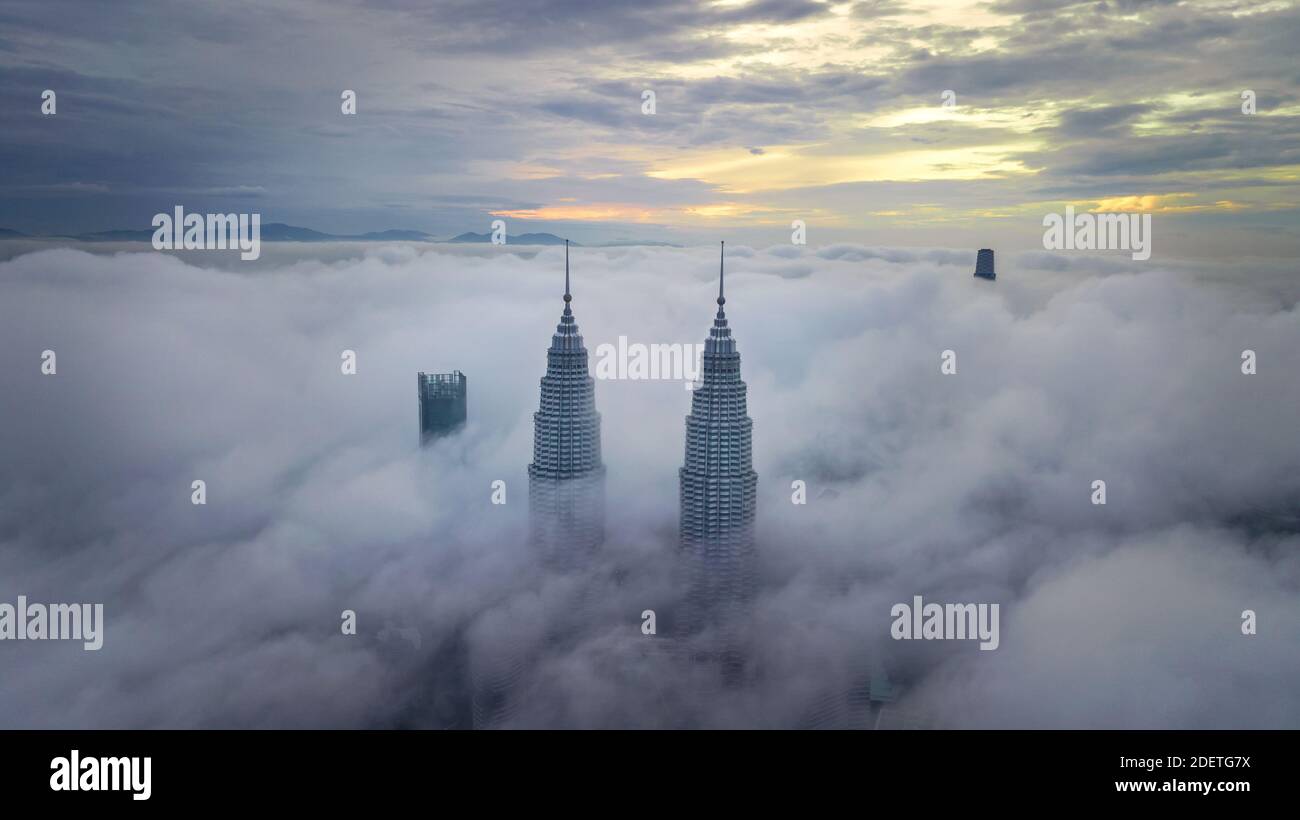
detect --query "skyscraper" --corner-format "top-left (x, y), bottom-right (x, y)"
top-left (417, 370), bottom-right (467, 445)
top-left (678, 242), bottom-right (757, 648)
top-left (973, 248), bottom-right (996, 280)
top-left (528, 241), bottom-right (605, 571)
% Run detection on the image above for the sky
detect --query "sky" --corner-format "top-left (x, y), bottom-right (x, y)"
top-left (1, 0), bottom-right (1297, 730)
top-left (2, 0), bottom-right (1298, 258)
top-left (1, 241), bottom-right (1297, 728)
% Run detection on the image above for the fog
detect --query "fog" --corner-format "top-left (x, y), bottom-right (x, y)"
top-left (0, 241), bottom-right (1297, 727)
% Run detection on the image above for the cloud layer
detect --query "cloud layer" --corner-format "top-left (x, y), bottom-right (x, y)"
top-left (0, 242), bottom-right (1297, 728)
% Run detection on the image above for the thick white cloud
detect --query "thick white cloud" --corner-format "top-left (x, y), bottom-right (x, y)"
top-left (0, 242), bottom-right (1296, 727)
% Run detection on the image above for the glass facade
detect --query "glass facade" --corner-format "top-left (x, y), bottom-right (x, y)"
top-left (418, 370), bottom-right (467, 445)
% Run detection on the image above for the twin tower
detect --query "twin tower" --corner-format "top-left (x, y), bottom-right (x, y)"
top-left (527, 242), bottom-right (757, 630)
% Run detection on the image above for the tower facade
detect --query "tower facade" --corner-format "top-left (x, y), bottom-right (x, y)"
top-left (678, 242), bottom-right (757, 639)
top-left (973, 248), bottom-right (996, 280)
top-left (528, 241), bottom-right (606, 571)
top-left (418, 370), bottom-right (467, 445)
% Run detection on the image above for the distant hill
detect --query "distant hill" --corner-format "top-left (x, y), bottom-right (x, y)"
top-left (597, 239), bottom-right (682, 248)
top-left (350, 229), bottom-right (436, 241)
top-left (256, 224), bottom-right (437, 242)
top-left (0, 223), bottom-right (430, 243)
top-left (258, 223), bottom-right (335, 242)
top-left (77, 229), bottom-right (155, 242)
top-left (0, 225), bottom-right (674, 246)
top-left (449, 231), bottom-right (571, 245)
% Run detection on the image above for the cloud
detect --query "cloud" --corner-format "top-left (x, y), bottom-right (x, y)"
top-left (0, 241), bottom-right (1297, 727)
top-left (2, 0), bottom-right (1296, 256)
top-left (1054, 103), bottom-right (1152, 137)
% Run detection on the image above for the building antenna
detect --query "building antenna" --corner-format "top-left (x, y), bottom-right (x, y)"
top-left (718, 240), bottom-right (725, 307)
top-left (564, 239), bottom-right (571, 304)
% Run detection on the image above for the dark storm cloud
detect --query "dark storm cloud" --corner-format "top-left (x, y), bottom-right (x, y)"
top-left (1054, 104), bottom-right (1151, 137)
top-left (715, 0), bottom-right (830, 25)
top-left (1, 242), bottom-right (1298, 728)
top-left (891, 1), bottom-right (1296, 107)
top-left (537, 98), bottom-right (640, 129)
top-left (1037, 125), bottom-right (1300, 177)
top-left (543, 71), bottom-right (887, 128)
top-left (530, 69), bottom-right (893, 154)
top-left (1101, 14), bottom-right (1240, 50)
top-left (351, 0), bottom-right (832, 54)
top-left (989, 0), bottom-right (1180, 16)
top-left (892, 45), bottom-right (1131, 97)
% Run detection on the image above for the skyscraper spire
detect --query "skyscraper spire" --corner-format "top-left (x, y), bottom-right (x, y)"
top-left (564, 239), bottom-right (572, 312)
top-left (717, 240), bottom-right (725, 310)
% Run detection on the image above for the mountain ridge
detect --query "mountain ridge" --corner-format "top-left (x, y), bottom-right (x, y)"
top-left (0, 224), bottom-right (661, 246)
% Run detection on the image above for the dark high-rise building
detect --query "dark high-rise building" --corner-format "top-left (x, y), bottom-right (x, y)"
top-left (973, 248), bottom-right (996, 280)
top-left (678, 242), bottom-right (757, 650)
top-left (418, 371), bottom-right (467, 445)
top-left (528, 241), bottom-right (605, 571)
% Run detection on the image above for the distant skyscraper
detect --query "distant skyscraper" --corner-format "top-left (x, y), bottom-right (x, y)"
top-left (678, 242), bottom-right (757, 648)
top-left (528, 241), bottom-right (605, 571)
top-left (418, 370), bottom-right (467, 445)
top-left (973, 248), bottom-right (996, 280)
